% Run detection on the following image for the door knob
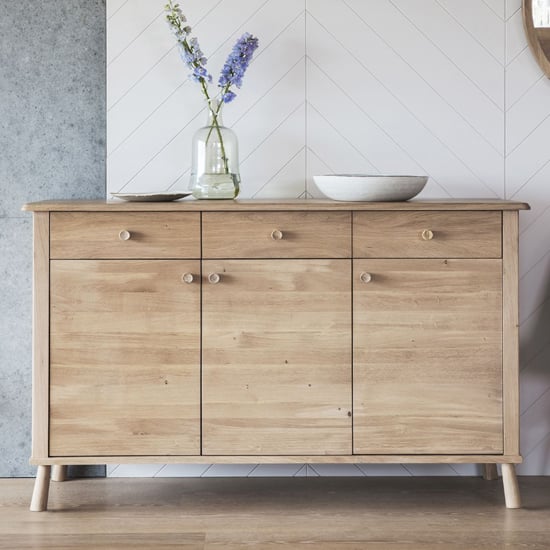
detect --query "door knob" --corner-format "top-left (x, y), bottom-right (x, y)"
top-left (208, 273), bottom-right (221, 284)
top-left (182, 273), bottom-right (194, 284)
top-left (360, 272), bottom-right (372, 283)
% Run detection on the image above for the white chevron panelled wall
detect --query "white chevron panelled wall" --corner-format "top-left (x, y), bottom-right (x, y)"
top-left (106, 0), bottom-right (550, 477)
top-left (507, 0), bottom-right (550, 476)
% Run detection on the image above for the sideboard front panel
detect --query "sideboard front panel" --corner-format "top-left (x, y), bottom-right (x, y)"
top-left (353, 211), bottom-right (502, 259)
top-left (202, 212), bottom-right (352, 259)
top-left (353, 258), bottom-right (503, 455)
top-left (202, 259), bottom-right (352, 455)
top-left (49, 259), bottom-right (201, 456)
top-left (50, 212), bottom-right (200, 259)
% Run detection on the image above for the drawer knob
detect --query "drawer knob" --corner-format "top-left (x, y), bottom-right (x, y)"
top-left (421, 229), bottom-right (434, 241)
top-left (208, 273), bottom-right (221, 284)
top-left (360, 272), bottom-right (373, 284)
top-left (119, 230), bottom-right (131, 241)
top-left (271, 229), bottom-right (284, 241)
top-left (182, 273), bottom-right (194, 284)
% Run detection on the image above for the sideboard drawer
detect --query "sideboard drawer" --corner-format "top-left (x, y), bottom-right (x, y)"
top-left (50, 212), bottom-right (200, 259)
top-left (202, 212), bottom-right (351, 258)
top-left (353, 211), bottom-right (501, 258)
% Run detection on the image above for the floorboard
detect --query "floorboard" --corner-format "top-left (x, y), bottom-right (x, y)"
top-left (1, 477), bottom-right (549, 549)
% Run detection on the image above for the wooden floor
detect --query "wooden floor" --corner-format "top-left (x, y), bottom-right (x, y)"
top-left (1, 476), bottom-right (549, 549)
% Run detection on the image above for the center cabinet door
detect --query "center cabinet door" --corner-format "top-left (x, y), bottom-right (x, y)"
top-left (49, 260), bottom-right (200, 456)
top-left (202, 260), bottom-right (352, 455)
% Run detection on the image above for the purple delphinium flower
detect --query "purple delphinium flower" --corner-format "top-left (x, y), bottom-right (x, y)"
top-left (165, 1), bottom-right (259, 175)
top-left (218, 33), bottom-right (259, 103)
top-left (165, 1), bottom-right (212, 86)
top-left (182, 37), bottom-right (212, 84)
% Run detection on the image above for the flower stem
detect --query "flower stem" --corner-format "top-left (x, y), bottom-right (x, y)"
top-left (203, 91), bottom-right (230, 174)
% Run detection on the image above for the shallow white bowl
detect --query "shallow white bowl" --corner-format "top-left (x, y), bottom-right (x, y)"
top-left (313, 174), bottom-right (428, 202)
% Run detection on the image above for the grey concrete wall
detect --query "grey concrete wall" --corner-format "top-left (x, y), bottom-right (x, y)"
top-left (0, 0), bottom-right (106, 476)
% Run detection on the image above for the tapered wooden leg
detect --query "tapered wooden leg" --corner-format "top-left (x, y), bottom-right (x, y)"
top-left (52, 465), bottom-right (68, 482)
top-left (502, 463), bottom-right (521, 509)
top-left (482, 463), bottom-right (498, 481)
top-left (30, 465), bottom-right (51, 512)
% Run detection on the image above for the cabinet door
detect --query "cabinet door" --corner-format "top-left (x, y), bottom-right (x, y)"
top-left (353, 259), bottom-right (503, 455)
top-left (202, 260), bottom-right (352, 455)
top-left (50, 260), bottom-right (200, 456)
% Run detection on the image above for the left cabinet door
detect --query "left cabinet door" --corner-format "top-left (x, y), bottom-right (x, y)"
top-left (49, 260), bottom-right (201, 456)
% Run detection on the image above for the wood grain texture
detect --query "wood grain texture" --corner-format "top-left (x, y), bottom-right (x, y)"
top-left (50, 212), bottom-right (200, 259)
top-left (202, 259), bottom-right (352, 455)
top-left (29, 465), bottom-right (50, 512)
top-left (51, 465), bottom-right (67, 482)
top-left (502, 463), bottom-right (521, 509)
top-left (49, 260), bottom-right (201, 456)
top-left (26, 205), bottom-right (525, 490)
top-left (503, 211), bottom-right (520, 456)
top-left (28, 454), bottom-right (522, 465)
top-left (31, 212), bottom-right (49, 461)
top-left (22, 199), bottom-right (530, 212)
top-left (353, 211), bottom-right (502, 258)
top-left (353, 259), bottom-right (503, 454)
top-left (202, 212), bottom-right (351, 258)
top-left (6, 477), bottom-right (550, 545)
top-left (523, 0), bottom-right (550, 77)
top-left (483, 463), bottom-right (499, 481)
top-left (539, 28), bottom-right (550, 59)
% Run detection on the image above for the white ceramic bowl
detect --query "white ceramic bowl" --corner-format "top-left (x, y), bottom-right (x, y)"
top-left (313, 174), bottom-right (428, 202)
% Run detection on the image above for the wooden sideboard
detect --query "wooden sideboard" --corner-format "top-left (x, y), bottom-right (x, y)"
top-left (22, 199), bottom-right (529, 511)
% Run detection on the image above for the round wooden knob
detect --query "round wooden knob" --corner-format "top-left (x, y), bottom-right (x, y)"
top-left (271, 229), bottom-right (284, 240)
top-left (119, 230), bottom-right (131, 241)
top-left (360, 272), bottom-right (372, 284)
top-left (421, 229), bottom-right (434, 241)
top-left (208, 273), bottom-right (221, 284)
top-left (182, 273), bottom-right (194, 284)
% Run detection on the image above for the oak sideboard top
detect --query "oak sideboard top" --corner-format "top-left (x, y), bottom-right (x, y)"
top-left (22, 199), bottom-right (530, 212)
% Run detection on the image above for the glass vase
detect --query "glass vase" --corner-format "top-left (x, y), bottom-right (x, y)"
top-left (189, 99), bottom-right (240, 199)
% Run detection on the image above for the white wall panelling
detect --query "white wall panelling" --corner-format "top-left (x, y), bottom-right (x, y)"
top-left (107, 0), bottom-right (550, 477)
top-left (107, 0), bottom-right (307, 197)
top-left (506, 0), bottom-right (550, 476)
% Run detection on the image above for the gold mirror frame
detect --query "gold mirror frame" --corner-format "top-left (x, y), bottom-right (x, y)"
top-left (523, 0), bottom-right (550, 77)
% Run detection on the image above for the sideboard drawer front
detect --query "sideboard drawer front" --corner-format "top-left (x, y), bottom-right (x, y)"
top-left (50, 212), bottom-right (200, 259)
top-left (353, 211), bottom-right (502, 258)
top-left (203, 212), bottom-right (351, 258)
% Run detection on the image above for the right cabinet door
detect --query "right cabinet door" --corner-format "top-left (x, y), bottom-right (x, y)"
top-left (353, 259), bottom-right (503, 455)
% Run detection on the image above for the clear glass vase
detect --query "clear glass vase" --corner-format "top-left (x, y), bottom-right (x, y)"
top-left (189, 99), bottom-right (240, 199)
